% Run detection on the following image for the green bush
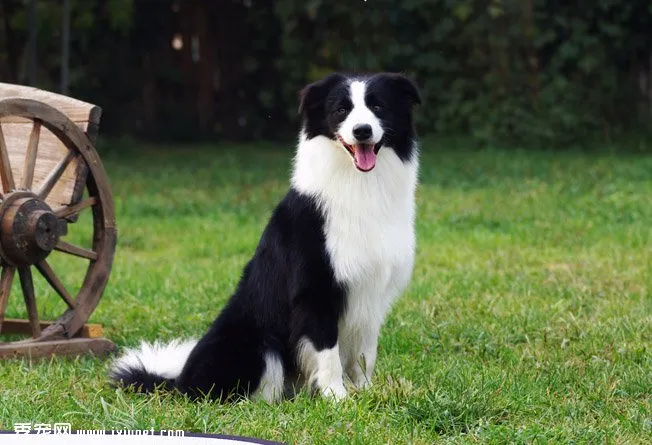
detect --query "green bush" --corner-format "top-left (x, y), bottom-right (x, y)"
top-left (269, 0), bottom-right (652, 148)
top-left (2, 0), bottom-right (651, 148)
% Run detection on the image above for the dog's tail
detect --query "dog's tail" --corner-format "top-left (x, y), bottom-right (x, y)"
top-left (109, 339), bottom-right (198, 392)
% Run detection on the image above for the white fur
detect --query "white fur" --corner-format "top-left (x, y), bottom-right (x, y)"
top-left (252, 352), bottom-right (285, 403)
top-left (111, 338), bottom-right (197, 380)
top-left (338, 81), bottom-right (384, 146)
top-left (292, 91), bottom-right (418, 393)
top-left (297, 338), bottom-right (347, 400)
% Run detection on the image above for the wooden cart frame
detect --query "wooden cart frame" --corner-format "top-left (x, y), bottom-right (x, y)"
top-left (0, 83), bottom-right (116, 358)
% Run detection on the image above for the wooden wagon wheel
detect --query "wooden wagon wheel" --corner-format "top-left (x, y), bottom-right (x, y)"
top-left (0, 97), bottom-right (116, 356)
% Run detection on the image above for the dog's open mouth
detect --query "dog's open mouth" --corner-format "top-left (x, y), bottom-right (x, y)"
top-left (337, 135), bottom-right (379, 172)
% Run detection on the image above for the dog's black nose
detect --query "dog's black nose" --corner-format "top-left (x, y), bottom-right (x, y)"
top-left (352, 124), bottom-right (372, 141)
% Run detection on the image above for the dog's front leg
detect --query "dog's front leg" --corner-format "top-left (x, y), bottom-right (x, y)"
top-left (344, 326), bottom-right (379, 390)
top-left (290, 279), bottom-right (348, 399)
top-left (297, 338), bottom-right (347, 399)
top-left (292, 305), bottom-right (347, 399)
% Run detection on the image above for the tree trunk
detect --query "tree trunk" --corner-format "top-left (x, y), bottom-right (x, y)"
top-left (60, 0), bottom-right (70, 94)
top-left (141, 52), bottom-right (156, 134)
top-left (214, 0), bottom-right (247, 139)
top-left (523, 0), bottom-right (539, 100)
top-left (27, 0), bottom-right (37, 85)
top-left (178, 0), bottom-right (219, 136)
top-left (1, 0), bottom-right (21, 83)
top-left (194, 3), bottom-right (215, 133)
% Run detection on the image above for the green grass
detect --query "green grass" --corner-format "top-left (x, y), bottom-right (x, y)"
top-left (1, 139), bottom-right (650, 444)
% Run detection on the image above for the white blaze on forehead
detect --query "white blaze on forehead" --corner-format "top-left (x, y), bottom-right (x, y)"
top-left (338, 80), bottom-right (384, 145)
top-left (350, 81), bottom-right (367, 110)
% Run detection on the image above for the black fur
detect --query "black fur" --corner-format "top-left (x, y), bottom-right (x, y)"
top-left (115, 189), bottom-right (346, 401)
top-left (111, 366), bottom-right (175, 393)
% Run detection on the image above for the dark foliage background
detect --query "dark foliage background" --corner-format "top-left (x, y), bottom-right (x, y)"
top-left (1, 0), bottom-right (652, 148)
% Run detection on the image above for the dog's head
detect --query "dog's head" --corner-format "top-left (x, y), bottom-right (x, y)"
top-left (299, 73), bottom-right (421, 172)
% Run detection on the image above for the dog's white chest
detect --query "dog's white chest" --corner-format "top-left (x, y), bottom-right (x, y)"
top-left (292, 136), bottom-right (419, 320)
top-left (325, 210), bottom-right (415, 336)
top-left (325, 205), bottom-right (415, 298)
top-left (321, 151), bottom-right (417, 321)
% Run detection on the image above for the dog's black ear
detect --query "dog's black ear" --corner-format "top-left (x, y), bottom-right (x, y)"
top-left (383, 73), bottom-right (422, 107)
top-left (298, 73), bottom-right (347, 114)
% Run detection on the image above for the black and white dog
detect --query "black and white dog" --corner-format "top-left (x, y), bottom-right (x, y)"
top-left (111, 72), bottom-right (421, 402)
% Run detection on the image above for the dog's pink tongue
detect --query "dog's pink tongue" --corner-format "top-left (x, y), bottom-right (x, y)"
top-left (353, 144), bottom-right (376, 171)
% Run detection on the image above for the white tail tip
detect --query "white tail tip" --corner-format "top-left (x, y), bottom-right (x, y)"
top-left (111, 338), bottom-right (198, 380)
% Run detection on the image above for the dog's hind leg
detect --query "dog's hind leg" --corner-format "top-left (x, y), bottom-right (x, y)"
top-left (175, 320), bottom-right (267, 401)
top-left (252, 351), bottom-right (285, 403)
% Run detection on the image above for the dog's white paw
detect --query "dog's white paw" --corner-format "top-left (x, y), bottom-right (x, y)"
top-left (353, 377), bottom-right (372, 390)
top-left (347, 366), bottom-right (373, 390)
top-left (322, 384), bottom-right (347, 401)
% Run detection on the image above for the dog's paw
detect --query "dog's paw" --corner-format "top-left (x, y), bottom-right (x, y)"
top-left (321, 383), bottom-right (347, 401)
top-left (347, 368), bottom-right (373, 390)
top-left (353, 377), bottom-right (372, 390)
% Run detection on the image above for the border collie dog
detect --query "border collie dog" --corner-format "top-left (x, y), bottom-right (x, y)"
top-left (111, 72), bottom-right (421, 402)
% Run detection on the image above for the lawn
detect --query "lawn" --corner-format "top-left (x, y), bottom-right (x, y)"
top-left (0, 139), bottom-right (650, 444)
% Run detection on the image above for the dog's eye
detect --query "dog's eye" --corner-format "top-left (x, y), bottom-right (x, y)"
top-left (336, 107), bottom-right (347, 115)
top-left (372, 104), bottom-right (382, 112)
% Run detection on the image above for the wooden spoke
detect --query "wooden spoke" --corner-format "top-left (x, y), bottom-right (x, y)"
top-left (35, 260), bottom-right (75, 310)
top-left (55, 240), bottom-right (98, 261)
top-left (0, 123), bottom-right (15, 193)
top-left (36, 149), bottom-right (75, 199)
top-left (54, 197), bottom-right (97, 219)
top-left (0, 266), bottom-right (16, 333)
top-left (21, 119), bottom-right (41, 189)
top-left (17, 267), bottom-right (41, 338)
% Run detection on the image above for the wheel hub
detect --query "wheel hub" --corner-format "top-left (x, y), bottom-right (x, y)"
top-left (0, 191), bottom-right (63, 267)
